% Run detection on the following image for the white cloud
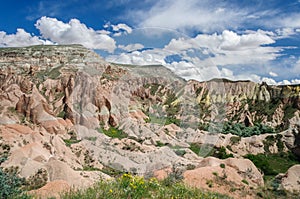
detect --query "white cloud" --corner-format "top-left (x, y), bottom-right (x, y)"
top-left (275, 13), bottom-right (300, 29)
top-left (107, 29), bottom-right (290, 84)
top-left (132, 0), bottom-right (248, 33)
top-left (275, 28), bottom-right (297, 38)
top-left (106, 49), bottom-right (167, 65)
top-left (0, 28), bottom-right (50, 47)
top-left (112, 23), bottom-right (132, 34)
top-left (269, 71), bottom-right (278, 77)
top-left (118, 43), bottom-right (144, 51)
top-left (261, 77), bottom-right (277, 85)
top-left (165, 61), bottom-right (221, 81)
top-left (277, 79), bottom-right (300, 85)
top-left (35, 16), bottom-right (116, 52)
top-left (165, 30), bottom-right (280, 66)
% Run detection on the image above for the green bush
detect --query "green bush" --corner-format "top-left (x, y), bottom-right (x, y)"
top-left (98, 127), bottom-right (127, 139)
top-left (189, 144), bottom-right (233, 159)
top-left (244, 154), bottom-right (277, 175)
top-left (63, 139), bottom-right (81, 147)
top-left (213, 147), bottom-right (233, 159)
top-left (189, 143), bottom-right (202, 155)
top-left (244, 152), bottom-right (300, 177)
top-left (210, 122), bottom-right (276, 137)
top-left (230, 136), bottom-right (241, 145)
top-left (0, 168), bottom-right (27, 198)
top-left (241, 179), bottom-right (249, 185)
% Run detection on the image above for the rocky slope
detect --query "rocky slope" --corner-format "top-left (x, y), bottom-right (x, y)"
top-left (0, 45), bottom-right (299, 198)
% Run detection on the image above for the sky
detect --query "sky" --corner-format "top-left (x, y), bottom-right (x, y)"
top-left (1, 0), bottom-right (300, 84)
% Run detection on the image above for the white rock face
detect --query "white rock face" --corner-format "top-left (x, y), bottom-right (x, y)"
top-left (281, 164), bottom-right (300, 192)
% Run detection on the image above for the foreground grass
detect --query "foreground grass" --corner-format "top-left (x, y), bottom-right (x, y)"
top-left (61, 173), bottom-right (231, 199)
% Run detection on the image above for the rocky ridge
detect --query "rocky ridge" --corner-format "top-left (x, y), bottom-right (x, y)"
top-left (0, 45), bottom-right (299, 198)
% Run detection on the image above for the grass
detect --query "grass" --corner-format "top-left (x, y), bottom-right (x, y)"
top-left (156, 141), bottom-right (167, 147)
top-left (63, 139), bottom-right (81, 147)
top-left (98, 127), bottom-right (127, 139)
top-left (61, 173), bottom-right (231, 199)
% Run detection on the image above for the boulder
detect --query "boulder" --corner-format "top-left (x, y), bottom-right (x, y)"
top-left (280, 164), bottom-right (300, 192)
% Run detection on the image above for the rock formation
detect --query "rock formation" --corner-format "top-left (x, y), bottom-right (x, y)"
top-left (0, 44), bottom-right (299, 198)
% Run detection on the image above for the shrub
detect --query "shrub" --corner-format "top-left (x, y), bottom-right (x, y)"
top-left (63, 139), bottom-right (81, 147)
top-left (156, 141), bottom-right (166, 147)
top-left (217, 122), bottom-right (276, 137)
top-left (241, 179), bottom-right (249, 185)
top-left (244, 152), bottom-right (300, 177)
top-left (214, 147), bottom-right (233, 159)
top-left (189, 143), bottom-right (201, 155)
top-left (98, 127), bottom-right (127, 139)
top-left (230, 136), bottom-right (241, 145)
top-left (0, 168), bottom-right (26, 198)
top-left (26, 168), bottom-right (48, 190)
top-left (244, 154), bottom-right (276, 175)
top-left (175, 149), bottom-right (186, 157)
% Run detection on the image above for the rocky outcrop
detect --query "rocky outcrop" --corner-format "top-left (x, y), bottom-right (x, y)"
top-left (280, 164), bottom-right (300, 192)
top-left (0, 45), bottom-right (300, 198)
top-left (183, 157), bottom-right (263, 199)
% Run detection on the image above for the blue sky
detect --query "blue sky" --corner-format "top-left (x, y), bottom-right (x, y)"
top-left (1, 0), bottom-right (300, 84)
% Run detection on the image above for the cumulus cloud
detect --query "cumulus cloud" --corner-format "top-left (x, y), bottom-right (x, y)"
top-left (277, 79), bottom-right (300, 85)
top-left (107, 29), bottom-right (297, 84)
top-left (165, 30), bottom-right (280, 66)
top-left (106, 49), bottom-right (168, 65)
top-left (35, 16), bottom-right (116, 52)
top-left (118, 43), bottom-right (144, 52)
top-left (112, 23), bottom-right (132, 34)
top-left (0, 28), bottom-right (50, 47)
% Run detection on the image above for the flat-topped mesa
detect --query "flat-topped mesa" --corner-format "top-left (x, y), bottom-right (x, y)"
top-left (0, 44), bottom-right (106, 72)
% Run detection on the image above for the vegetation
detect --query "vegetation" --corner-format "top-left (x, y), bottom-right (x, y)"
top-left (200, 122), bottom-right (276, 137)
top-left (189, 144), bottom-right (233, 159)
top-left (0, 167), bottom-right (27, 198)
top-left (244, 152), bottom-right (300, 177)
top-left (57, 110), bottom-right (66, 118)
top-left (25, 168), bottom-right (48, 190)
top-left (230, 136), bottom-right (241, 145)
top-left (35, 65), bottom-right (62, 81)
top-left (248, 98), bottom-right (281, 120)
top-left (85, 136), bottom-right (97, 142)
top-left (61, 173), bottom-right (231, 199)
top-left (156, 141), bottom-right (167, 147)
top-left (98, 127), bottom-right (127, 139)
top-left (214, 147), bottom-right (233, 159)
top-left (101, 166), bottom-right (124, 177)
top-left (63, 139), bottom-right (81, 147)
top-left (263, 134), bottom-right (284, 153)
top-left (241, 179), bottom-right (249, 185)
top-left (144, 114), bottom-right (181, 126)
